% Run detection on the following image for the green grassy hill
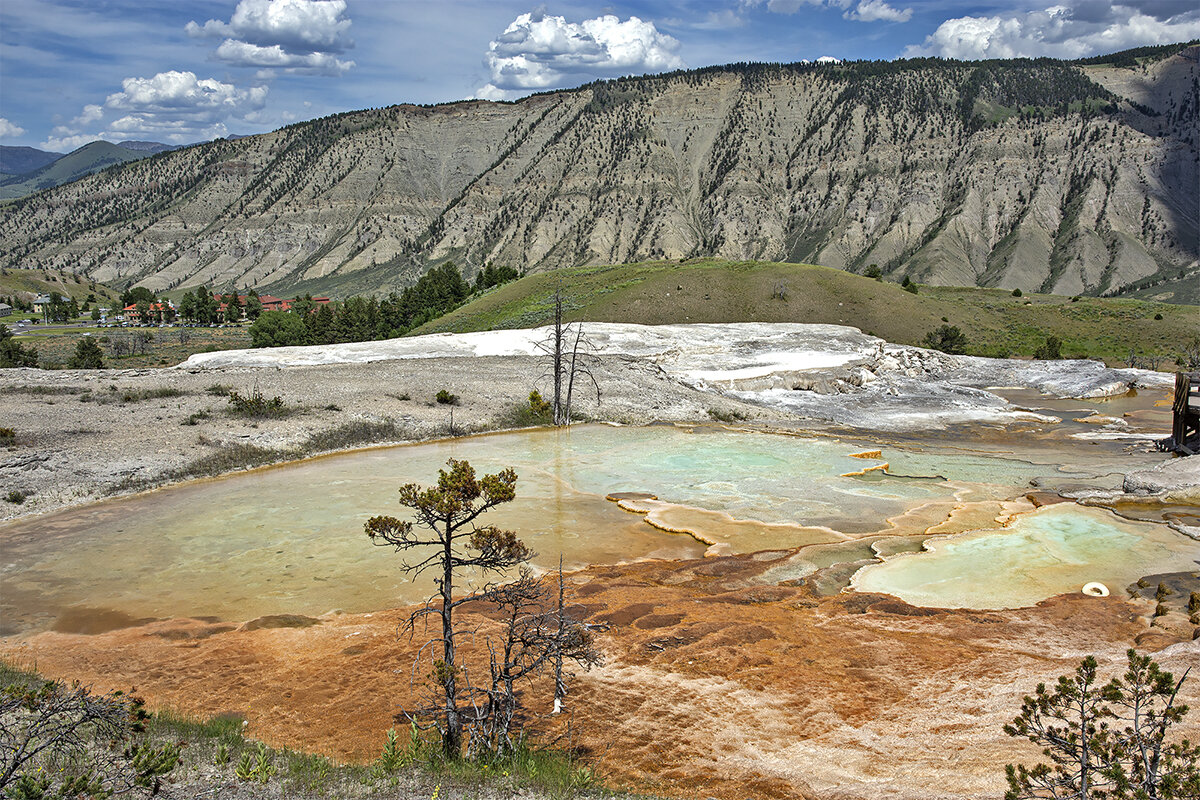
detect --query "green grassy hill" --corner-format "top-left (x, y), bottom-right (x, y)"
top-left (416, 259), bottom-right (1200, 367)
top-left (0, 268), bottom-right (120, 314)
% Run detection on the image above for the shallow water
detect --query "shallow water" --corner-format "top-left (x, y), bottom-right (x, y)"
top-left (852, 504), bottom-right (1199, 609)
top-left (0, 424), bottom-right (1191, 633)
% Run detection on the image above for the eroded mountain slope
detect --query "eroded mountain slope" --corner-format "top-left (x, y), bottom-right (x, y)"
top-left (1, 47), bottom-right (1196, 298)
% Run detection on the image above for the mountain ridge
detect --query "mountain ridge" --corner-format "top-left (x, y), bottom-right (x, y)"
top-left (0, 146), bottom-right (64, 177)
top-left (1, 45), bottom-right (1196, 300)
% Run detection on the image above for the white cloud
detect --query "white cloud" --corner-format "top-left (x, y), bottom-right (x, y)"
top-left (40, 132), bottom-right (98, 152)
top-left (105, 72), bottom-right (268, 116)
top-left (188, 0), bottom-right (353, 75)
top-left (188, 0), bottom-right (351, 51)
top-left (0, 118), bottom-right (26, 139)
top-left (906, 3), bottom-right (1200, 59)
top-left (846, 0), bottom-right (913, 23)
top-left (42, 71), bottom-right (269, 150)
top-left (214, 40), bottom-right (354, 75)
top-left (750, 0), bottom-right (911, 21)
top-left (672, 9), bottom-right (748, 30)
top-left (476, 12), bottom-right (685, 100)
top-left (74, 104), bottom-right (104, 126)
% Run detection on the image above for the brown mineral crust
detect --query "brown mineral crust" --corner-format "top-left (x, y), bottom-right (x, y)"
top-left (2, 552), bottom-right (1196, 800)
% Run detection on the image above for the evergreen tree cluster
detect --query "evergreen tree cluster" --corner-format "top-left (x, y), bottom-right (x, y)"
top-left (250, 261), bottom-right (505, 348)
top-left (176, 286), bottom-right (223, 324)
top-left (0, 324), bottom-right (37, 367)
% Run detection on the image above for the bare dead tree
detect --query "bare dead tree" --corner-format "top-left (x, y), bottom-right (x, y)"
top-left (553, 556), bottom-right (568, 714)
top-left (1179, 336), bottom-right (1200, 371)
top-left (365, 459), bottom-right (532, 759)
top-left (536, 287), bottom-right (600, 426)
top-left (466, 566), bottom-right (602, 759)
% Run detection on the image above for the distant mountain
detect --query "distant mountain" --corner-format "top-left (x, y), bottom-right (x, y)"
top-left (0, 141), bottom-right (156, 200)
top-left (115, 140), bottom-right (177, 154)
top-left (0, 146), bottom-right (63, 177)
top-left (1, 44), bottom-right (1196, 300)
top-left (0, 141), bottom-right (180, 200)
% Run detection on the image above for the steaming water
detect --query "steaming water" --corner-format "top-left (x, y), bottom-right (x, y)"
top-left (1, 425), bottom-right (1194, 635)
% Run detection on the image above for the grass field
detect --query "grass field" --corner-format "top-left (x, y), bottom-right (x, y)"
top-left (10, 325), bottom-right (253, 368)
top-left (416, 259), bottom-right (1200, 367)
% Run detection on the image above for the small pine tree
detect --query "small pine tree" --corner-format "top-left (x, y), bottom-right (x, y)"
top-left (1033, 336), bottom-right (1062, 360)
top-left (68, 338), bottom-right (105, 369)
top-left (1004, 650), bottom-right (1199, 800)
top-left (924, 324), bottom-right (969, 355)
top-left (0, 325), bottom-right (38, 368)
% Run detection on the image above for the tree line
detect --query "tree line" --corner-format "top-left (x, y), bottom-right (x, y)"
top-left (249, 262), bottom-right (517, 348)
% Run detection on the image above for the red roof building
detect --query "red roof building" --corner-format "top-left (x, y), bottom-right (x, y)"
top-left (214, 294), bottom-right (330, 315)
top-left (123, 302), bottom-right (175, 321)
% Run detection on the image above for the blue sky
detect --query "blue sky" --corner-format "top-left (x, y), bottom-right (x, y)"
top-left (1, 0), bottom-right (1196, 152)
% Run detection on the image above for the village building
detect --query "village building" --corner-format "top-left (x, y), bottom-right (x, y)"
top-left (122, 301), bottom-right (176, 323)
top-left (213, 294), bottom-right (330, 318)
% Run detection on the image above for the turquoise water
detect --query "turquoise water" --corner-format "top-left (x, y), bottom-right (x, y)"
top-left (0, 425), bottom-right (1191, 633)
top-left (852, 503), bottom-right (1198, 609)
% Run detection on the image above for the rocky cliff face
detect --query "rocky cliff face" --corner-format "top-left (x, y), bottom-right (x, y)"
top-left (1, 47), bottom-right (1196, 298)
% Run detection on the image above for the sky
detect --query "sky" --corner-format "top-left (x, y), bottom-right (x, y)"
top-left (1, 0), bottom-right (1197, 153)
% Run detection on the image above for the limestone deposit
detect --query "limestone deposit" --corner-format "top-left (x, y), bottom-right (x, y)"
top-left (2, 323), bottom-right (1197, 799)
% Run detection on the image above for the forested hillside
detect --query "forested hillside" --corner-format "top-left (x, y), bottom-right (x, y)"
top-left (0, 43), bottom-right (1196, 300)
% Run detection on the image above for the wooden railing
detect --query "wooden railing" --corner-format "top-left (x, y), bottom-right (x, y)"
top-left (1164, 371), bottom-right (1200, 455)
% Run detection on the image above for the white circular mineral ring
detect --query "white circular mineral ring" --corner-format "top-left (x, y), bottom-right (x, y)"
top-left (1081, 582), bottom-right (1109, 597)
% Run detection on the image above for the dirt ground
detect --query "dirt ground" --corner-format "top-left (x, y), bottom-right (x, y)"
top-left (3, 546), bottom-right (1197, 800)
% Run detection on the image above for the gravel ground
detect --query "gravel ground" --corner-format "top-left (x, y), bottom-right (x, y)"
top-left (0, 353), bottom-right (769, 523)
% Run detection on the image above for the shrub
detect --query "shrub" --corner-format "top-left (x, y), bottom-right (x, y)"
top-left (1011, 288), bottom-right (1023, 297)
top-left (708, 408), bottom-right (748, 423)
top-left (182, 410), bottom-right (211, 426)
top-left (173, 443), bottom-right (285, 481)
top-left (249, 310), bottom-right (309, 348)
top-left (227, 388), bottom-right (288, 419)
top-left (118, 386), bottom-right (184, 403)
top-left (923, 324), bottom-right (969, 354)
top-left (0, 427), bottom-right (14, 443)
top-left (5, 490), bottom-right (27, 504)
top-left (0, 670), bottom-right (179, 796)
top-left (435, 389), bottom-right (458, 406)
top-left (498, 391), bottom-right (553, 427)
top-left (1154, 313), bottom-right (1163, 320)
top-left (300, 420), bottom-right (401, 453)
top-left (1033, 335), bottom-right (1062, 360)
